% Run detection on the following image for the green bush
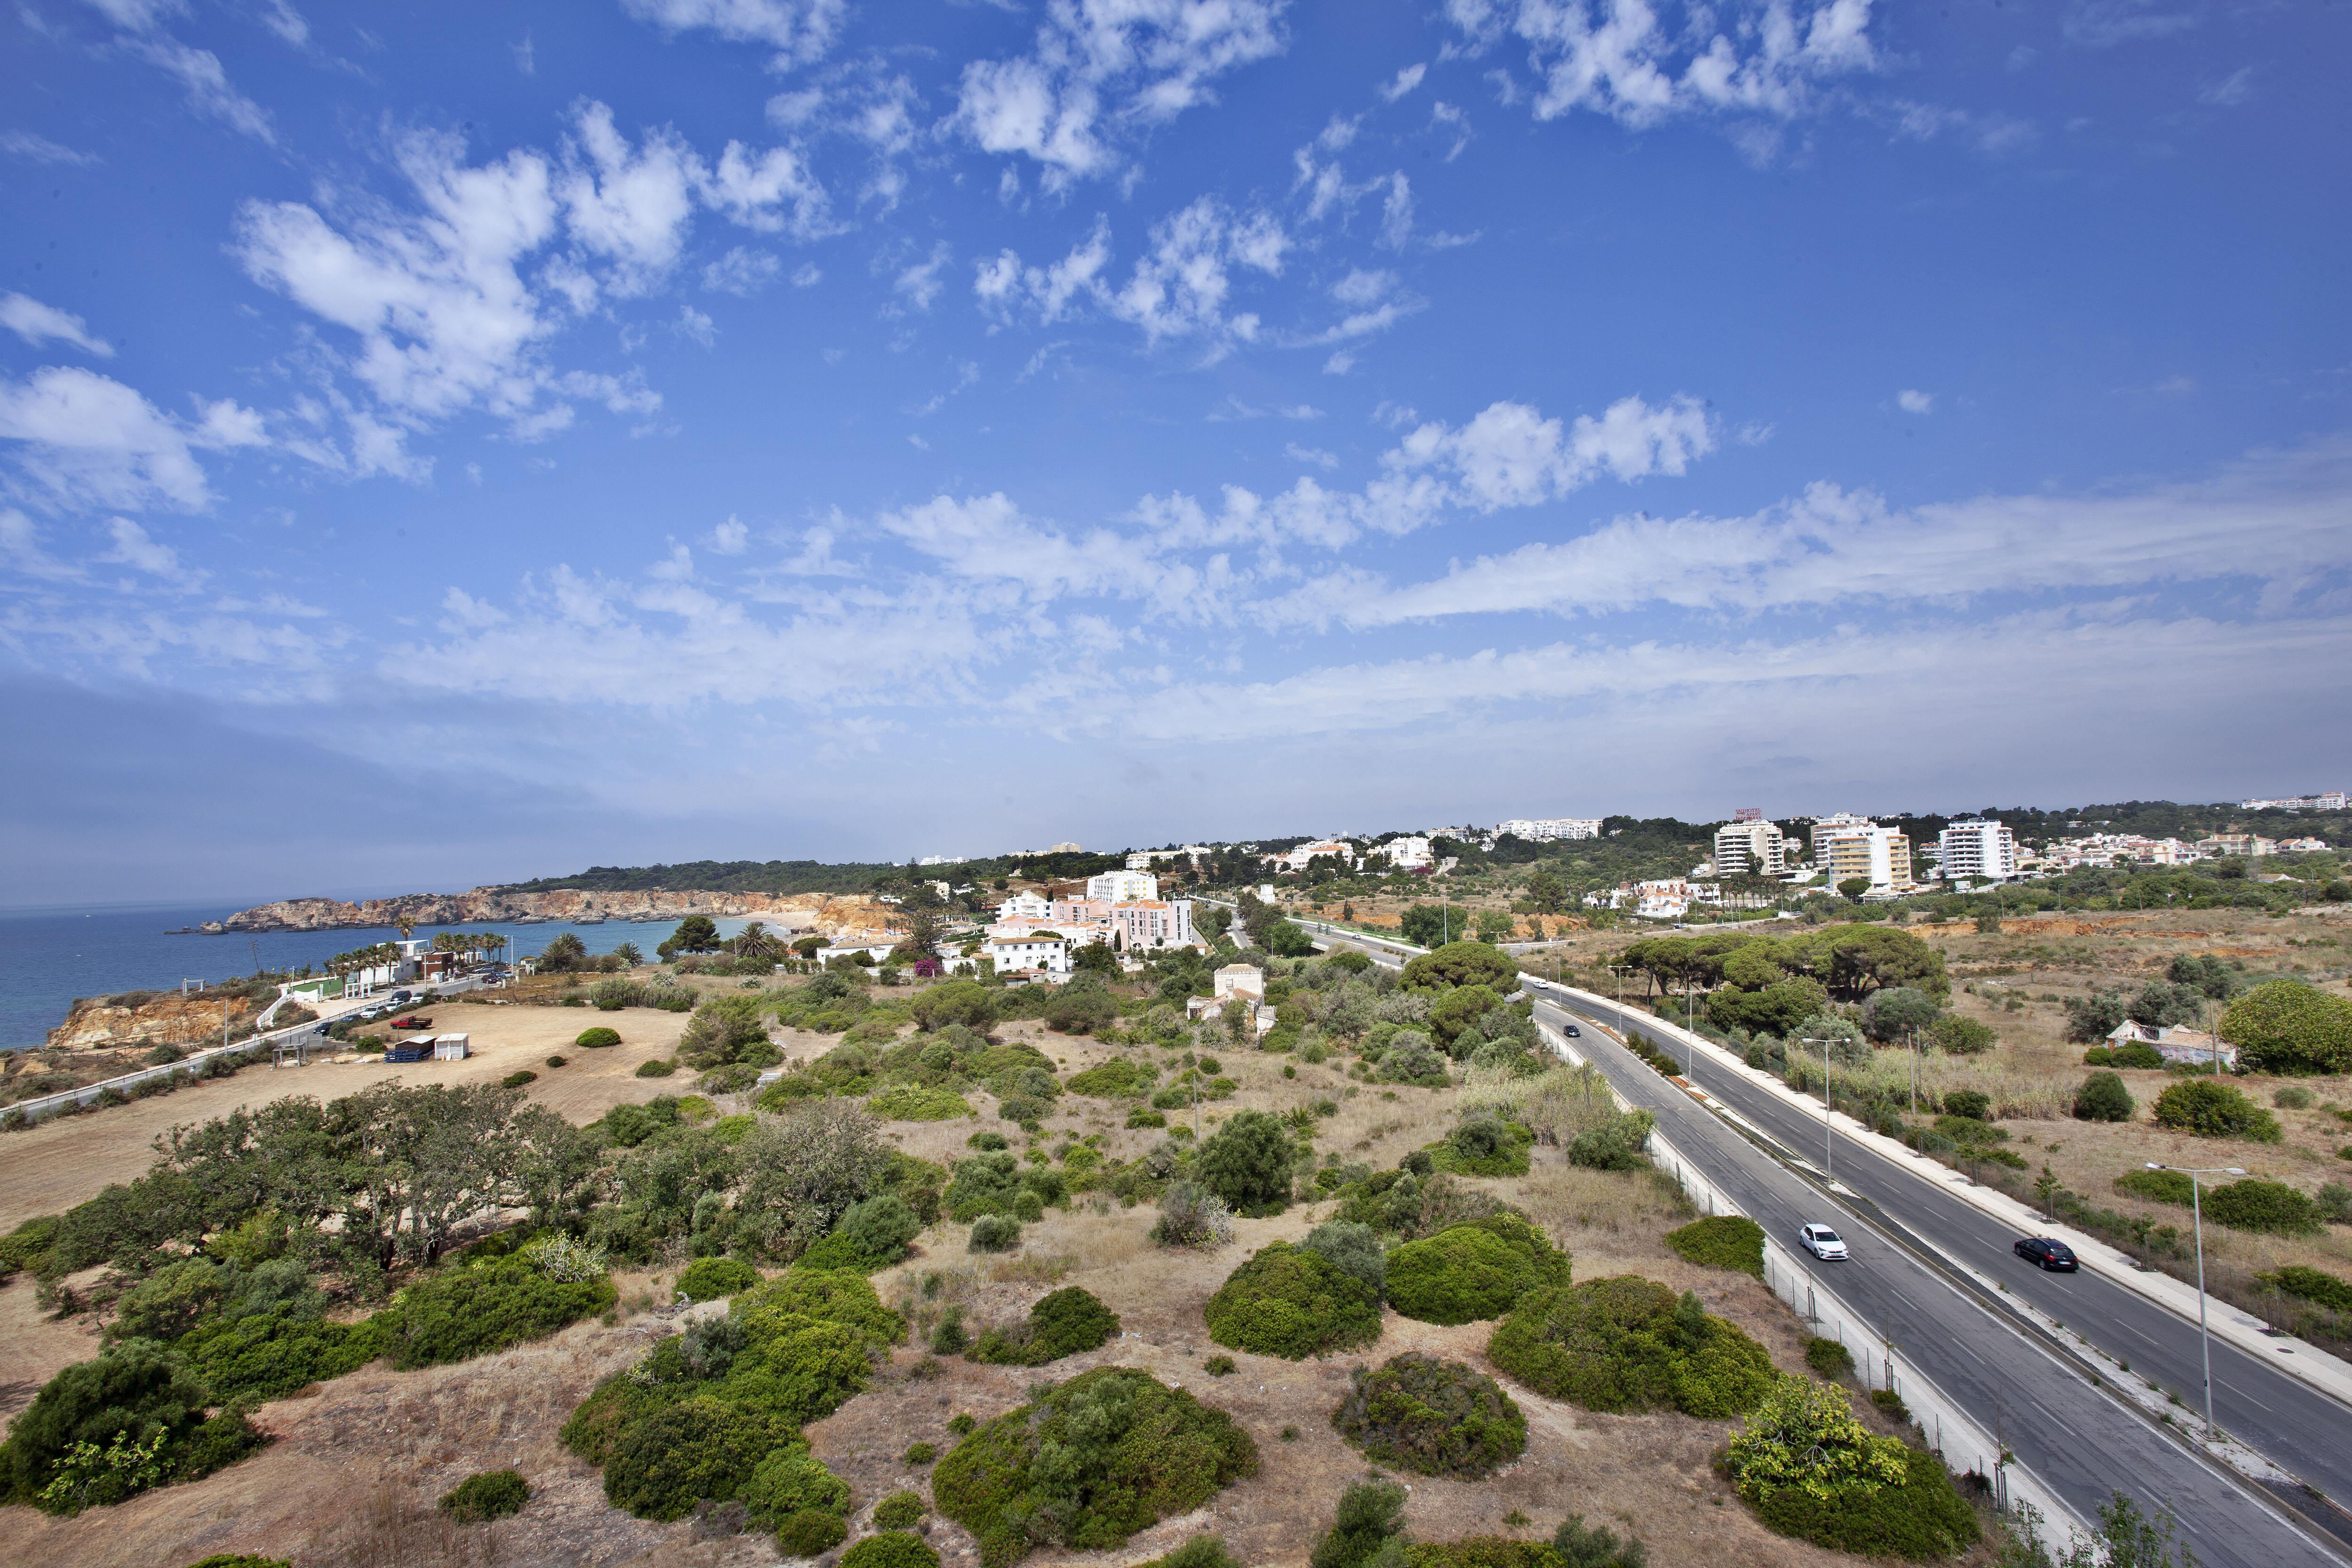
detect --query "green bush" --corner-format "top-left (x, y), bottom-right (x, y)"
top-left (1663, 1216), bottom-right (1764, 1278)
top-left (874, 1488), bottom-right (927, 1529)
top-left (1192, 1109), bottom-right (1296, 1216)
top-left (2115, 1167), bottom-right (2196, 1205)
top-left (1928, 1015), bottom-right (1996, 1056)
top-left (946, 1152), bottom-right (1025, 1221)
top-left (777, 1508), bottom-right (850, 1555)
top-left (2084, 1042), bottom-right (2164, 1069)
top-left (1424, 1115), bottom-right (1534, 1177)
top-left (1204, 1354), bottom-right (1236, 1375)
top-left (1940, 1089), bottom-right (1990, 1121)
top-left (1386, 1214), bottom-right (1570, 1326)
top-left (2073, 1071), bottom-right (2135, 1122)
top-left (376, 1258), bottom-right (614, 1370)
top-left (1204, 1242), bottom-right (1383, 1359)
top-left (905, 1441), bottom-right (937, 1465)
top-left (1565, 1111), bottom-right (1653, 1172)
top-left (741, 1439), bottom-right (850, 1528)
top-left (634, 1058), bottom-right (676, 1078)
top-left (1803, 1337), bottom-right (1855, 1377)
top-left (841, 1532), bottom-right (940, 1568)
top-left (1134, 1536), bottom-right (1242, 1568)
top-left (603, 1394), bottom-right (797, 1520)
top-left (870, 1084), bottom-right (975, 1121)
top-left (0, 1343), bottom-right (241, 1512)
top-left (932, 1367), bottom-right (1258, 1566)
top-left (561, 1373), bottom-right (678, 1465)
top-left (676, 1256), bottom-right (763, 1301)
top-left (1486, 1276), bottom-right (1774, 1418)
top-left (183, 1558), bottom-right (293, 1568)
top-left (2221, 980), bottom-right (2352, 1075)
top-left (2151, 1080), bottom-right (2280, 1141)
top-left (967, 1286), bottom-right (1120, 1366)
top-left (576, 1027), bottom-right (622, 1048)
top-left (734, 1267), bottom-right (906, 1351)
top-left (2204, 1179), bottom-right (2323, 1235)
top-left (502, 1069), bottom-right (539, 1088)
top-left (969, 1214), bottom-right (1022, 1252)
top-left (1548, 1514), bottom-right (1650, 1568)
top-left (839, 1193), bottom-right (924, 1265)
top-left (1128, 1107), bottom-right (1168, 1129)
top-left (1332, 1352), bottom-right (1526, 1477)
top-left (176, 1304), bottom-right (387, 1406)
top-left (1300, 1220), bottom-right (1386, 1297)
top-left (1066, 1058), bottom-right (1157, 1098)
top-left (2262, 1265), bottom-right (2352, 1313)
top-left (1311, 1478), bottom-right (1407, 1568)
top-left (2277, 1085), bottom-right (2315, 1110)
top-left (438, 1469), bottom-right (530, 1523)
top-left (1725, 1376), bottom-right (1976, 1559)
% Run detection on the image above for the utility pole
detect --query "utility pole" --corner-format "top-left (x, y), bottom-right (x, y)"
top-left (2148, 1162), bottom-right (2244, 1441)
top-left (1801, 1035), bottom-right (1833, 1178)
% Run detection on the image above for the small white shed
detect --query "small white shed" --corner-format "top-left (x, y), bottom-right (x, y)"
top-left (433, 1034), bottom-right (471, 1061)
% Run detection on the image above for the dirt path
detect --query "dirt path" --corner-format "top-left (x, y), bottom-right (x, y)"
top-left (0, 1002), bottom-right (690, 1234)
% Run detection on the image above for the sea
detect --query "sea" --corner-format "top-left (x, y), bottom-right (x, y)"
top-left (0, 901), bottom-right (767, 1052)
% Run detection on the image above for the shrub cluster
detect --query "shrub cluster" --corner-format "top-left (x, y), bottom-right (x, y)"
top-left (1424, 1114), bottom-right (1535, 1178)
top-left (741, 1438), bottom-right (852, 1551)
top-left (1152, 1181), bottom-right (1237, 1248)
top-left (1299, 1219), bottom-right (1385, 1297)
top-left (1486, 1275), bottom-right (1774, 1418)
top-left (437, 1469), bottom-right (530, 1523)
top-left (2151, 1080), bottom-right (2281, 1142)
top-left (2116, 1170), bottom-right (2322, 1233)
top-left (0, 1343), bottom-right (266, 1513)
top-left (377, 1257), bottom-right (615, 1371)
top-left (932, 1367), bottom-right (1258, 1566)
top-left (967, 1286), bottom-right (1121, 1366)
top-left (1386, 1213), bottom-right (1571, 1326)
top-left (869, 1084), bottom-right (975, 1121)
top-left (2073, 1071), bottom-right (2135, 1122)
top-left (575, 1026), bottom-right (622, 1049)
top-left (2221, 980), bottom-right (2352, 1075)
top-left (1724, 1376), bottom-right (1978, 1560)
top-left (564, 1268), bottom-right (898, 1524)
top-left (2082, 1041), bottom-right (2166, 1069)
top-left (842, 1532), bottom-right (941, 1568)
top-left (676, 1256), bottom-right (762, 1301)
top-left (1332, 1352), bottom-right (1526, 1477)
top-left (1662, 1216), bottom-right (1764, 1278)
top-left (1065, 1058), bottom-right (1157, 1098)
top-left (2263, 1265), bottom-right (2352, 1313)
top-left (1204, 1242), bottom-right (1383, 1359)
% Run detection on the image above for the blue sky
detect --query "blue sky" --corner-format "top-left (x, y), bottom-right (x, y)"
top-left (2, 0), bottom-right (2348, 907)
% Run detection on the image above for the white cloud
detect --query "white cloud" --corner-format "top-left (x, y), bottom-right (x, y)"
top-left (126, 38), bottom-right (277, 143)
top-left (974, 217), bottom-right (1114, 327)
top-left (1382, 63), bottom-right (1428, 101)
top-left (709, 514), bottom-right (749, 554)
top-left (1449, 0), bottom-right (1879, 138)
top-left (0, 131), bottom-right (102, 166)
top-left (1896, 389), bottom-right (1933, 414)
top-left (1256, 436), bottom-right (2352, 631)
top-left (0, 366), bottom-right (265, 513)
top-left (102, 515), bottom-right (181, 573)
top-left (0, 507), bottom-right (83, 580)
top-left (256, 0), bottom-right (308, 46)
top-left (1285, 442), bottom-right (1338, 470)
top-left (1104, 197), bottom-right (1288, 348)
top-left (1430, 101), bottom-right (1474, 159)
top-left (676, 304), bottom-right (717, 346)
top-left (620, 0), bottom-right (844, 65)
top-left (1323, 350), bottom-right (1356, 375)
top-left (2062, 0), bottom-right (2196, 48)
top-left (793, 262), bottom-right (822, 287)
top-left (892, 243), bottom-right (953, 314)
top-left (79, 0), bottom-right (185, 31)
top-left (558, 105), bottom-right (704, 294)
top-left (703, 245), bottom-right (782, 294)
top-left (952, 0), bottom-right (1288, 187)
top-left (2198, 67), bottom-right (2254, 108)
top-left (1, 293), bottom-right (114, 356)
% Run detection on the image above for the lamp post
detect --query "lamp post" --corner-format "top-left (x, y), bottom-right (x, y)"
top-left (1681, 978), bottom-right (1697, 1083)
top-left (2147, 1160), bottom-right (2245, 1440)
top-left (1801, 1035), bottom-right (1833, 1178)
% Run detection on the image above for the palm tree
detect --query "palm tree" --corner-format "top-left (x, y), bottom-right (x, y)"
top-left (734, 921), bottom-right (782, 961)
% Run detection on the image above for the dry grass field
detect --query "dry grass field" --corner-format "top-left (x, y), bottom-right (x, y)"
top-left (0, 964), bottom-right (2041, 1568)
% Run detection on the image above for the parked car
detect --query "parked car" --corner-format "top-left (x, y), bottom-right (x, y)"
top-left (355, 1005), bottom-right (387, 1021)
top-left (1564, 1025), bottom-right (1582, 1038)
top-left (389, 991), bottom-right (414, 1004)
top-left (389, 1015), bottom-right (432, 1030)
top-left (1799, 1223), bottom-right (1850, 1261)
top-left (2014, 1237), bottom-right (2079, 1272)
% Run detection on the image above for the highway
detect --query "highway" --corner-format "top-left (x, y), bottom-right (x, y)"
top-left (1532, 984), bottom-right (2352, 1529)
top-left (1521, 989), bottom-right (2337, 1568)
top-left (1277, 915), bottom-right (2347, 1563)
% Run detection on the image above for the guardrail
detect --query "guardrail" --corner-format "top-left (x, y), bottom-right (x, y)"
top-left (5, 973), bottom-right (503, 1127)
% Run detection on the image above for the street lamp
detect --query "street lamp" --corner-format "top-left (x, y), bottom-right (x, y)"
top-left (2146, 1160), bottom-right (2245, 1440)
top-left (1801, 1036), bottom-right (1834, 1178)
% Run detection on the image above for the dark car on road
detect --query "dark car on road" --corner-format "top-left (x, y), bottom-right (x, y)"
top-left (1563, 1024), bottom-right (1582, 1038)
top-left (2014, 1237), bottom-right (2079, 1272)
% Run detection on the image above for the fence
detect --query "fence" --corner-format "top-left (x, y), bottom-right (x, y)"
top-left (1537, 1015), bottom-right (2084, 1553)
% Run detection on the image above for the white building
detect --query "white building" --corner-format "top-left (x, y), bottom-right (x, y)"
top-left (1377, 835), bottom-right (1434, 870)
top-left (1714, 820), bottom-right (1787, 877)
top-left (1110, 899), bottom-right (1198, 951)
top-left (995, 890), bottom-right (1052, 922)
top-left (1814, 819), bottom-right (1915, 892)
top-left (1499, 818), bottom-right (1605, 842)
top-left (1938, 819), bottom-right (2019, 883)
top-left (2241, 792), bottom-right (2348, 811)
top-left (1277, 839), bottom-right (1356, 872)
top-left (988, 933), bottom-right (1071, 975)
top-left (1086, 869), bottom-right (1159, 902)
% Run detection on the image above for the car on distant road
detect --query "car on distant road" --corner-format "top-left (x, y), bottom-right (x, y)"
top-left (2014, 1237), bottom-right (2080, 1272)
top-left (1563, 1025), bottom-right (1582, 1038)
top-left (1799, 1224), bottom-right (1850, 1261)
top-left (355, 1005), bottom-right (387, 1021)
top-left (388, 1015), bottom-right (432, 1030)
top-left (389, 991), bottom-right (414, 1003)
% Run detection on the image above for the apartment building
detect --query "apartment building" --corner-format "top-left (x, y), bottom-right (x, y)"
top-left (1714, 819), bottom-right (1787, 877)
top-left (1110, 899), bottom-right (1197, 951)
top-left (1378, 835), bottom-right (1434, 870)
top-left (1815, 819), bottom-right (1915, 891)
top-left (1938, 819), bottom-right (2018, 883)
top-left (1499, 818), bottom-right (1605, 841)
top-left (1085, 869), bottom-right (1159, 902)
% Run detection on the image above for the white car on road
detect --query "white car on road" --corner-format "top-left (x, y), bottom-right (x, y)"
top-left (1799, 1223), bottom-right (1849, 1261)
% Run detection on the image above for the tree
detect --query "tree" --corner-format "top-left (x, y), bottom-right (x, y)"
top-left (1263, 920), bottom-right (1316, 958)
top-left (1861, 986), bottom-right (1940, 1043)
top-left (1192, 1109), bottom-right (1295, 1216)
top-left (537, 932), bottom-right (590, 973)
top-left (1837, 877), bottom-right (1871, 900)
top-left (1474, 909), bottom-right (1516, 943)
top-left (328, 1082), bottom-right (548, 1266)
top-left (736, 1101), bottom-right (890, 1251)
top-left (1399, 941), bottom-right (1518, 994)
top-left (1398, 904), bottom-right (1449, 948)
top-left (612, 941), bottom-right (644, 967)
top-left (2128, 980), bottom-right (2205, 1029)
top-left (2220, 981), bottom-right (2352, 1075)
top-left (1195, 904), bottom-right (1234, 942)
top-left (2064, 988), bottom-right (2130, 1045)
top-left (1073, 940), bottom-right (1119, 975)
top-left (2168, 953), bottom-right (2243, 1001)
top-left (1527, 870), bottom-right (1568, 915)
top-left (1309, 1479), bottom-right (1408, 1568)
top-left (733, 922), bottom-right (783, 962)
top-left (2073, 1072), bottom-right (2134, 1122)
top-left (667, 915), bottom-right (722, 956)
top-left (1427, 985), bottom-right (1503, 1053)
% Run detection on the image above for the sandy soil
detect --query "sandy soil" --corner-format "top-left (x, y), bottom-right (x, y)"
top-left (0, 1001), bottom-right (691, 1234)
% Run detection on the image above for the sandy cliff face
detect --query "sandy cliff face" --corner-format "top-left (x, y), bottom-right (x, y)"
top-left (45, 991), bottom-right (263, 1052)
top-left (215, 888), bottom-right (872, 934)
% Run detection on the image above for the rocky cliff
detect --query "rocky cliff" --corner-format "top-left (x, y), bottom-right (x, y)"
top-left (45, 990), bottom-right (265, 1052)
top-left (213, 887), bottom-right (847, 933)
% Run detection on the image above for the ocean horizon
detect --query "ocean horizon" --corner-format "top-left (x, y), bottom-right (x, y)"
top-left (0, 903), bottom-right (764, 1052)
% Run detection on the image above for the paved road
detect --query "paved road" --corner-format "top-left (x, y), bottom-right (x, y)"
top-left (1534, 984), bottom-right (2352, 1521)
top-left (1519, 990), bottom-right (2336, 1568)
